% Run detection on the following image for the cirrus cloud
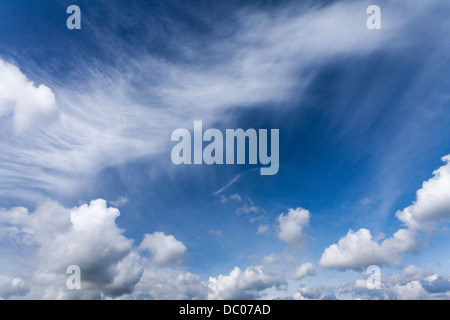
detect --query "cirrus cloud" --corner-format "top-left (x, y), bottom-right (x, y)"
top-left (0, 199), bottom-right (193, 299)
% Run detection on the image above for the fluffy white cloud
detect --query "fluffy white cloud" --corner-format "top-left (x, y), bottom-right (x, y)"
top-left (0, 199), bottom-right (196, 299)
top-left (0, 199), bottom-right (142, 299)
top-left (139, 232), bottom-right (187, 266)
top-left (208, 265), bottom-right (286, 300)
top-left (257, 225), bottom-right (269, 234)
top-left (320, 155), bottom-right (450, 270)
top-left (391, 281), bottom-right (428, 300)
top-left (291, 263), bottom-right (316, 280)
top-left (421, 274), bottom-right (450, 296)
top-left (390, 265), bottom-right (434, 285)
top-left (293, 285), bottom-right (335, 300)
top-left (288, 265), bottom-right (450, 300)
top-left (319, 228), bottom-right (419, 270)
top-left (396, 155), bottom-right (450, 229)
top-left (0, 59), bottom-right (57, 132)
top-left (339, 265), bottom-right (450, 300)
top-left (262, 254), bottom-right (280, 265)
top-left (277, 208), bottom-right (310, 246)
top-left (0, 275), bottom-right (29, 299)
top-left (109, 197), bottom-right (128, 207)
top-left (130, 266), bottom-right (207, 300)
top-left (319, 229), bottom-right (375, 270)
top-left (290, 265), bottom-right (450, 300)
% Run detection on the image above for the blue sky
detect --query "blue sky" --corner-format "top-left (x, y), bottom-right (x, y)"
top-left (0, 0), bottom-right (449, 299)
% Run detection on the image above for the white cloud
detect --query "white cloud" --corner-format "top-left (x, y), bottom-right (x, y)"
top-left (0, 59), bottom-right (57, 132)
top-left (218, 193), bottom-right (242, 204)
top-left (421, 275), bottom-right (450, 296)
top-left (392, 281), bottom-right (428, 300)
top-left (129, 266), bottom-right (207, 300)
top-left (207, 265), bottom-right (286, 300)
top-left (257, 225), bottom-right (269, 234)
top-left (159, 1), bottom-right (401, 113)
top-left (1, 197), bottom-right (448, 300)
top-left (287, 265), bottom-right (450, 300)
top-left (396, 155), bottom-right (450, 229)
top-left (320, 155), bottom-right (450, 270)
top-left (0, 199), bottom-right (195, 299)
top-left (338, 265), bottom-right (450, 300)
top-left (360, 197), bottom-right (373, 205)
top-left (293, 285), bottom-right (331, 300)
top-left (319, 228), bottom-right (419, 270)
top-left (291, 263), bottom-right (316, 280)
top-left (277, 208), bottom-right (310, 247)
top-left (208, 229), bottom-right (222, 236)
top-left (229, 194), bottom-right (242, 202)
top-left (30, 199), bottom-right (141, 298)
top-left (391, 265), bottom-right (434, 285)
top-left (139, 232), bottom-right (187, 266)
top-left (109, 197), bottom-right (128, 207)
top-left (236, 204), bottom-right (261, 216)
top-left (262, 254), bottom-right (280, 265)
top-left (0, 275), bottom-right (29, 299)
top-left (0, 0), bottom-right (448, 300)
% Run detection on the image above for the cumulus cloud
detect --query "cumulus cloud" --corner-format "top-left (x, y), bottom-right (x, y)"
top-left (0, 59), bottom-right (57, 132)
top-left (392, 281), bottom-right (428, 300)
top-left (139, 232), bottom-right (187, 266)
top-left (390, 272), bottom-right (450, 300)
top-left (0, 199), bottom-right (143, 299)
top-left (396, 155), bottom-right (450, 229)
top-left (320, 155), bottom-right (450, 270)
top-left (390, 265), bottom-right (434, 286)
top-left (421, 275), bottom-right (450, 295)
top-left (208, 265), bottom-right (286, 300)
top-left (1, 197), bottom-right (448, 300)
top-left (319, 228), bottom-right (419, 270)
top-left (291, 263), bottom-right (316, 280)
top-left (109, 197), bottom-right (128, 207)
top-left (257, 225), bottom-right (269, 234)
top-left (262, 254), bottom-right (280, 265)
top-left (277, 208), bottom-right (310, 247)
top-left (0, 199), bottom-right (195, 299)
top-left (339, 265), bottom-right (450, 300)
top-left (129, 266), bottom-right (208, 300)
top-left (293, 285), bottom-right (335, 300)
top-left (0, 275), bottom-right (29, 299)
top-left (289, 265), bottom-right (450, 300)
